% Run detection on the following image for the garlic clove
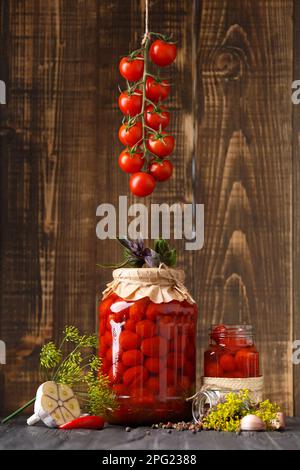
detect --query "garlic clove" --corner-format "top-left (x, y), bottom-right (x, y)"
top-left (240, 414), bottom-right (266, 431)
top-left (42, 382), bottom-right (59, 400)
top-left (271, 412), bottom-right (285, 430)
top-left (41, 395), bottom-right (58, 414)
top-left (60, 406), bottom-right (76, 423)
top-left (58, 383), bottom-right (75, 401)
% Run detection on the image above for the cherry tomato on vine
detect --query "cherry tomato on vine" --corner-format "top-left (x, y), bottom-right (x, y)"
top-left (148, 159), bottom-right (173, 182)
top-left (147, 132), bottom-right (175, 158)
top-left (145, 77), bottom-right (170, 103)
top-left (119, 56), bottom-right (144, 82)
top-left (118, 90), bottom-right (142, 116)
top-left (118, 121), bottom-right (142, 147)
top-left (149, 40), bottom-right (177, 67)
top-left (118, 149), bottom-right (144, 174)
top-left (129, 172), bottom-right (156, 197)
top-left (145, 105), bottom-right (170, 131)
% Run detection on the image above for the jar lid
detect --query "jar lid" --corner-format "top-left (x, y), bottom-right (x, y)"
top-left (102, 266), bottom-right (195, 304)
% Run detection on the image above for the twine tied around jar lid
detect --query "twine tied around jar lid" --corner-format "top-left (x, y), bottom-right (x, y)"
top-left (200, 376), bottom-right (264, 401)
top-left (102, 264), bottom-right (195, 304)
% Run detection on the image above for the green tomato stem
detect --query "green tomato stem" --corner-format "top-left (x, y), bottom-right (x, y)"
top-left (141, 37), bottom-right (149, 161)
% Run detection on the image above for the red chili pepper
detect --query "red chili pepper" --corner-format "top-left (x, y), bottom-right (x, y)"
top-left (59, 415), bottom-right (105, 430)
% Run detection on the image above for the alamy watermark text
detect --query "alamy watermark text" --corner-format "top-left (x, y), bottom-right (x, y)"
top-left (96, 196), bottom-right (204, 250)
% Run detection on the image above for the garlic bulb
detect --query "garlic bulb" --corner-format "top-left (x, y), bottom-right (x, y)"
top-left (240, 414), bottom-right (266, 431)
top-left (27, 381), bottom-right (81, 428)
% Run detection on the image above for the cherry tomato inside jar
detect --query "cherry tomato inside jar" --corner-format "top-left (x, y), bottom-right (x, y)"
top-left (204, 324), bottom-right (260, 378)
top-left (98, 295), bottom-right (197, 425)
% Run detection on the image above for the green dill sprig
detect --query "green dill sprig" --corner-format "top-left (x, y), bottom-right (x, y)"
top-left (2, 326), bottom-right (117, 424)
top-left (40, 342), bottom-right (62, 369)
top-left (82, 357), bottom-right (116, 415)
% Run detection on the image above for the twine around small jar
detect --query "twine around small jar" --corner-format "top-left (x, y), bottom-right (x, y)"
top-left (188, 376), bottom-right (264, 404)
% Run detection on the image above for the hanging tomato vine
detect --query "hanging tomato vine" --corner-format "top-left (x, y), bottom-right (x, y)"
top-left (118, 32), bottom-right (177, 197)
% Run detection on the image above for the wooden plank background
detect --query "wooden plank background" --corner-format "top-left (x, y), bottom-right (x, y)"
top-left (0, 0), bottom-right (298, 416)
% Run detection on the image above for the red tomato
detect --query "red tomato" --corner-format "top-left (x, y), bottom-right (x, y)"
top-left (145, 303), bottom-right (160, 321)
top-left (147, 133), bottom-right (175, 158)
top-left (119, 56), bottom-right (144, 81)
top-left (149, 40), bottom-right (177, 67)
top-left (101, 358), bottom-right (111, 375)
top-left (129, 298), bottom-right (150, 322)
top-left (177, 376), bottom-right (191, 391)
top-left (118, 90), bottom-right (142, 116)
top-left (144, 357), bottom-right (160, 374)
top-left (170, 334), bottom-right (189, 353)
top-left (204, 362), bottom-right (223, 377)
top-left (122, 349), bottom-right (143, 367)
top-left (186, 342), bottom-right (196, 360)
top-left (103, 330), bottom-right (112, 347)
top-left (146, 377), bottom-right (160, 395)
top-left (106, 347), bottom-right (112, 361)
top-left (123, 366), bottom-right (149, 386)
top-left (99, 293), bottom-right (119, 313)
top-left (129, 172), bottom-right (156, 197)
top-left (99, 319), bottom-right (106, 336)
top-left (211, 324), bottom-right (227, 344)
top-left (146, 77), bottom-right (170, 102)
top-left (235, 348), bottom-right (260, 377)
top-left (145, 104), bottom-right (170, 130)
top-left (141, 336), bottom-right (168, 357)
top-left (112, 384), bottom-right (128, 396)
top-left (184, 360), bottom-right (195, 378)
top-left (135, 319), bottom-right (156, 338)
top-left (166, 368), bottom-right (175, 386)
top-left (221, 337), bottom-right (249, 350)
top-left (106, 311), bottom-right (127, 329)
top-left (149, 159), bottom-right (173, 182)
top-left (129, 388), bottom-right (155, 406)
top-left (223, 370), bottom-right (243, 378)
top-left (119, 330), bottom-right (141, 351)
top-left (219, 353), bottom-right (236, 372)
top-left (124, 319), bottom-right (136, 332)
top-left (99, 341), bottom-right (107, 357)
top-left (167, 352), bottom-right (185, 369)
top-left (118, 149), bottom-right (144, 174)
top-left (118, 121), bottom-right (142, 147)
top-left (160, 325), bottom-right (176, 341)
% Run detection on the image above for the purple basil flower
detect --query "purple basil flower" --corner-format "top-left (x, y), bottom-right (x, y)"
top-left (118, 237), bottom-right (161, 267)
top-left (143, 248), bottom-right (160, 267)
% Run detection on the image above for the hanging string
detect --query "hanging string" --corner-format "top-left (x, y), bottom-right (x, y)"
top-left (142, 0), bottom-right (149, 45)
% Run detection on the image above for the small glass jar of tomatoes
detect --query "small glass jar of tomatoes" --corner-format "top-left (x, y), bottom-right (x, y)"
top-left (204, 324), bottom-right (260, 378)
top-left (98, 267), bottom-right (197, 425)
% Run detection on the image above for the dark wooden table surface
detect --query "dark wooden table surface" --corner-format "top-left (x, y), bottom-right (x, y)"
top-left (1, 418), bottom-right (300, 450)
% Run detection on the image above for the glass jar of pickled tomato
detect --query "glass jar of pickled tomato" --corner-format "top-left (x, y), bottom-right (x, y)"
top-left (204, 324), bottom-right (260, 378)
top-left (98, 267), bottom-right (197, 425)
